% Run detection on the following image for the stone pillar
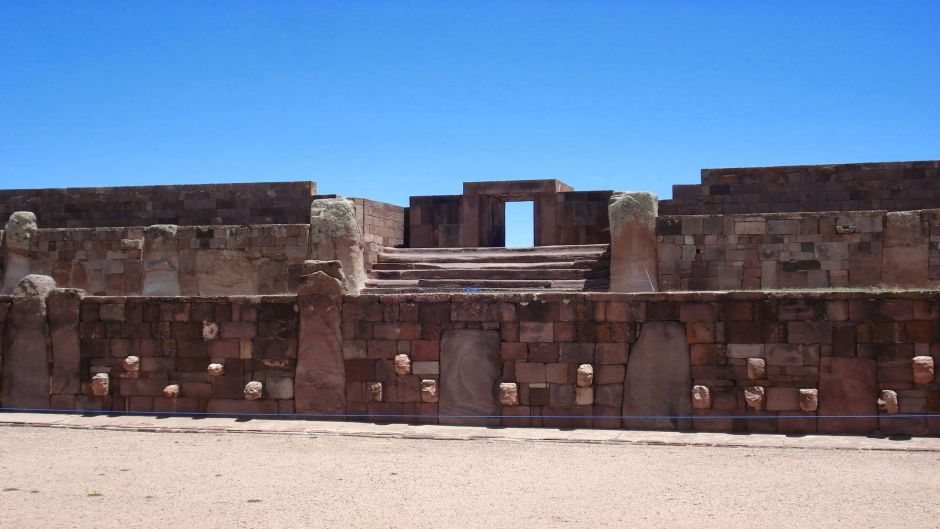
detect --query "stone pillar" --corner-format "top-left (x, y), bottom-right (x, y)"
top-left (48, 288), bottom-right (84, 405)
top-left (622, 321), bottom-right (691, 430)
top-left (1, 275), bottom-right (56, 408)
top-left (142, 225), bottom-right (181, 295)
top-left (294, 268), bottom-right (347, 415)
top-left (309, 199), bottom-right (366, 293)
top-left (882, 211), bottom-right (929, 286)
top-left (608, 192), bottom-right (659, 292)
top-left (1, 212), bottom-right (38, 294)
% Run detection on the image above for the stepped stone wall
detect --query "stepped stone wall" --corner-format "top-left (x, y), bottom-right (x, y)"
top-left (660, 161), bottom-right (940, 215)
top-left (3, 289), bottom-right (936, 436)
top-left (657, 209), bottom-right (940, 291)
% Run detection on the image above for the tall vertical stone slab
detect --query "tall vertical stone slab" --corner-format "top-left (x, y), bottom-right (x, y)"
top-left (142, 225), bottom-right (181, 295)
top-left (622, 321), bottom-right (692, 430)
top-left (294, 270), bottom-right (346, 415)
top-left (1, 212), bottom-right (38, 294)
top-left (818, 357), bottom-right (878, 434)
top-left (440, 329), bottom-right (500, 426)
top-left (608, 192), bottom-right (659, 292)
top-left (309, 199), bottom-right (366, 293)
top-left (1, 274), bottom-right (56, 408)
top-left (882, 211), bottom-right (929, 286)
top-left (48, 288), bottom-right (84, 397)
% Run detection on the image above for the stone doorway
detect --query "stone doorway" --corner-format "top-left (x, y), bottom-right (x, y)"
top-left (504, 200), bottom-right (535, 247)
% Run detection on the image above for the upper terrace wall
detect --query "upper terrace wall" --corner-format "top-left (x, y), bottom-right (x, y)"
top-left (0, 181), bottom-right (317, 228)
top-left (2, 290), bottom-right (937, 436)
top-left (656, 209), bottom-right (940, 291)
top-left (9, 225), bottom-right (309, 295)
top-left (659, 161), bottom-right (940, 215)
top-left (409, 182), bottom-right (611, 248)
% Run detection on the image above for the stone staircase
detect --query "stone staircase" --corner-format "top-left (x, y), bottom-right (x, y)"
top-left (362, 244), bottom-right (610, 293)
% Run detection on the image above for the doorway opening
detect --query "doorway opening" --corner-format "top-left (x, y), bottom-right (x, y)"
top-left (504, 201), bottom-right (535, 247)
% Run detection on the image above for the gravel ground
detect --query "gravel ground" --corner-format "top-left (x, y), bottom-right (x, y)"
top-left (0, 426), bottom-right (938, 529)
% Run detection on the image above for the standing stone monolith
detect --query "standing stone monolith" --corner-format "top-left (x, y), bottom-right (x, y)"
top-left (2, 212), bottom-right (38, 294)
top-left (608, 192), bottom-right (659, 292)
top-left (48, 288), bottom-right (84, 398)
top-left (1, 274), bottom-right (56, 408)
top-left (142, 225), bottom-right (182, 295)
top-left (294, 269), bottom-right (347, 415)
top-left (308, 198), bottom-right (366, 294)
top-left (622, 321), bottom-right (692, 429)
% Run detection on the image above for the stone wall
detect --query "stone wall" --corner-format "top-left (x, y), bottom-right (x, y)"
top-left (0, 181), bottom-right (317, 228)
top-left (660, 161), bottom-right (940, 215)
top-left (657, 209), bottom-right (940, 291)
top-left (63, 296), bottom-right (298, 413)
top-left (351, 198), bottom-right (407, 269)
top-left (553, 191), bottom-right (613, 245)
top-left (17, 225), bottom-right (309, 295)
top-left (409, 195), bottom-right (461, 248)
top-left (0, 289), bottom-right (937, 435)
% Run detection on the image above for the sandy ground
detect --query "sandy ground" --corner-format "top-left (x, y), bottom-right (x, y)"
top-left (0, 425), bottom-right (938, 529)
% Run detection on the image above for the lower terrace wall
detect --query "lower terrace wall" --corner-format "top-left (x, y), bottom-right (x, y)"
top-left (1, 290), bottom-right (937, 436)
top-left (657, 209), bottom-right (940, 291)
top-left (16, 225), bottom-right (309, 295)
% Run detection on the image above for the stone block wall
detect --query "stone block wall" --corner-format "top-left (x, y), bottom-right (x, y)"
top-left (408, 195), bottom-right (461, 248)
top-left (64, 296), bottom-right (298, 414)
top-left (0, 181), bottom-right (317, 228)
top-left (553, 191), bottom-right (613, 245)
top-left (0, 289), bottom-right (937, 435)
top-left (351, 198), bottom-right (407, 269)
top-left (13, 225), bottom-right (309, 295)
top-left (657, 209), bottom-right (940, 291)
top-left (660, 161), bottom-right (940, 215)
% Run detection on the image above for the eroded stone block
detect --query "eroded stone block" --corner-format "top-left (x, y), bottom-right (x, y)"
top-left (420, 379), bottom-right (439, 403)
top-left (576, 364), bottom-right (594, 387)
top-left (608, 192), bottom-right (659, 292)
top-left (576, 386), bottom-right (594, 406)
top-left (163, 384), bottom-right (180, 398)
top-left (799, 388), bottom-right (818, 412)
top-left (913, 356), bottom-right (935, 384)
top-left (207, 363), bottom-right (225, 377)
top-left (394, 354), bottom-right (412, 375)
top-left (368, 382), bottom-right (383, 403)
top-left (744, 386), bottom-right (765, 411)
top-left (498, 383), bottom-right (519, 406)
top-left (878, 390), bottom-right (899, 414)
top-left (123, 356), bottom-right (140, 373)
top-left (244, 380), bottom-right (263, 400)
top-left (747, 357), bottom-right (766, 380)
top-left (691, 385), bottom-right (711, 409)
top-left (91, 373), bottom-right (109, 397)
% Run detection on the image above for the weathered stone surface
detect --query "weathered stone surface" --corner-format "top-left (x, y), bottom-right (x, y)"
top-left (1, 275), bottom-right (56, 408)
top-left (123, 356), bottom-right (140, 373)
top-left (196, 250), bottom-right (252, 295)
top-left (244, 380), bottom-right (263, 400)
top-left (744, 386), bottom-right (765, 411)
top-left (608, 192), bottom-right (659, 292)
top-left (309, 199), bottom-right (366, 293)
top-left (142, 225), bottom-right (181, 295)
top-left (163, 384), bottom-right (180, 398)
top-left (91, 373), bottom-right (109, 397)
top-left (818, 357), bottom-right (877, 434)
top-left (576, 364), bottom-right (594, 387)
top-left (2, 212), bottom-right (38, 293)
top-left (913, 356), bottom-right (935, 384)
top-left (202, 321), bottom-right (219, 340)
top-left (440, 329), bottom-right (500, 426)
top-left (747, 357), bottom-right (766, 380)
top-left (622, 321), bottom-right (692, 430)
top-left (498, 383), bottom-right (519, 406)
top-left (878, 390), bottom-right (899, 414)
top-left (302, 260), bottom-right (345, 282)
top-left (295, 271), bottom-right (346, 415)
top-left (575, 386), bottom-right (594, 406)
top-left (420, 379), bottom-right (439, 403)
top-left (368, 382), bottom-right (383, 403)
top-left (394, 354), bottom-right (412, 375)
top-left (47, 288), bottom-right (83, 396)
top-left (799, 388), bottom-right (818, 412)
top-left (207, 363), bottom-right (225, 377)
top-left (882, 211), bottom-right (928, 286)
top-left (691, 385), bottom-right (711, 409)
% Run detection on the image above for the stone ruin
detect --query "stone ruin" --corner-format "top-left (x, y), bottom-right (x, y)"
top-left (0, 160), bottom-right (938, 436)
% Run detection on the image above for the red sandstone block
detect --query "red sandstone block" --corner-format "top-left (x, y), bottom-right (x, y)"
top-left (720, 301), bottom-right (754, 321)
top-left (679, 302), bottom-right (716, 322)
top-left (766, 344), bottom-right (804, 366)
top-left (372, 322), bottom-right (421, 341)
top-left (500, 342), bottom-right (527, 360)
top-left (559, 343), bottom-right (594, 363)
top-left (499, 322), bottom-right (518, 342)
top-left (595, 343), bottom-right (628, 364)
top-left (831, 326), bottom-right (858, 357)
top-left (520, 322), bottom-right (553, 342)
top-left (127, 396), bottom-right (154, 412)
top-left (595, 365), bottom-right (625, 385)
top-left (879, 299), bottom-right (913, 321)
top-left (647, 301), bottom-right (678, 320)
top-left (605, 301), bottom-right (645, 322)
top-left (496, 303), bottom-right (516, 322)
top-left (766, 387), bottom-right (800, 411)
top-left (451, 302), bottom-right (496, 322)
top-left (517, 301), bottom-right (559, 322)
top-left (375, 360), bottom-right (397, 382)
top-left (552, 322), bottom-right (575, 342)
top-left (411, 340), bottom-right (440, 361)
top-left (418, 303), bottom-right (450, 323)
top-left (528, 342), bottom-right (559, 362)
top-left (345, 360), bottom-right (377, 382)
top-left (206, 399), bottom-right (277, 415)
top-left (516, 362), bottom-right (547, 383)
top-left (905, 321), bottom-right (940, 343)
top-left (787, 321), bottom-right (833, 344)
top-left (726, 322), bottom-right (762, 344)
top-left (691, 344), bottom-right (727, 365)
top-left (366, 340), bottom-right (397, 359)
top-left (686, 322), bottom-right (715, 344)
top-left (220, 322), bottom-right (256, 339)
top-left (501, 406), bottom-right (532, 428)
top-left (545, 363), bottom-right (568, 384)
top-left (777, 299), bottom-right (823, 320)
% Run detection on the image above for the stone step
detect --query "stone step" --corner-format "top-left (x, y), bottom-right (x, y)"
top-left (381, 244), bottom-right (609, 254)
top-left (371, 268), bottom-right (603, 280)
top-left (377, 251), bottom-right (606, 264)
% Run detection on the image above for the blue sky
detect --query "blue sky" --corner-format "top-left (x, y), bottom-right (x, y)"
top-left (2, 1), bottom-right (938, 245)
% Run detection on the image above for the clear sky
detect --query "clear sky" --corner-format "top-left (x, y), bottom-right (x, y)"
top-left (2, 1), bottom-right (938, 246)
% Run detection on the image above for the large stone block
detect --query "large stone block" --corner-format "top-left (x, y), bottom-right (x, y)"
top-left (818, 357), bottom-right (877, 434)
top-left (309, 198), bottom-right (366, 293)
top-left (142, 225), bottom-right (181, 295)
top-left (1, 275), bottom-right (56, 408)
top-left (2, 212), bottom-right (38, 293)
top-left (622, 321), bottom-right (692, 430)
top-left (608, 192), bottom-right (658, 292)
top-left (294, 271), bottom-right (345, 415)
top-left (440, 329), bottom-right (500, 426)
